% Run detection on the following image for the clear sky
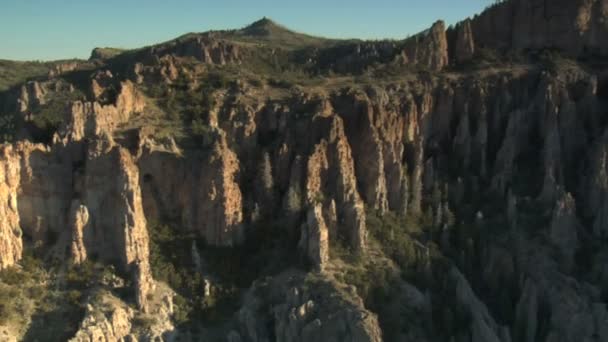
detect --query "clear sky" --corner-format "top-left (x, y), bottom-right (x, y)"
top-left (0, 0), bottom-right (494, 61)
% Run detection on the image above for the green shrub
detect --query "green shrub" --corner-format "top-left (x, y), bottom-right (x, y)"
top-left (329, 238), bottom-right (362, 265)
top-left (30, 90), bottom-right (83, 143)
top-left (149, 218), bottom-right (297, 327)
top-left (27, 285), bottom-right (46, 301)
top-left (248, 77), bottom-right (263, 88)
top-left (0, 285), bottom-right (19, 324)
top-left (338, 254), bottom-right (407, 341)
top-left (366, 210), bottom-right (422, 273)
top-left (67, 290), bottom-right (83, 307)
top-left (0, 267), bottom-right (28, 286)
top-left (191, 119), bottom-right (214, 146)
top-left (268, 77), bottom-right (294, 89)
top-left (0, 60), bottom-right (53, 92)
top-left (132, 314), bottom-right (156, 329)
top-left (205, 70), bottom-right (231, 89)
top-left (311, 192), bottom-right (325, 205)
top-left (172, 294), bottom-right (192, 325)
top-left (66, 261), bottom-right (97, 289)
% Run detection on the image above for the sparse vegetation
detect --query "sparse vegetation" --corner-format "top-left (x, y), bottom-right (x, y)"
top-left (30, 89), bottom-right (84, 143)
top-left (0, 250), bottom-right (129, 341)
top-left (0, 60), bottom-right (51, 92)
top-left (365, 209), bottom-right (430, 278)
top-left (327, 208), bottom-right (440, 340)
top-left (148, 219), bottom-right (298, 330)
top-left (90, 47), bottom-right (127, 60)
top-left (228, 17), bottom-right (335, 50)
top-left (0, 253), bottom-right (85, 340)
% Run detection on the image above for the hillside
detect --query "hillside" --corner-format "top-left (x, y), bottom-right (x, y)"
top-left (0, 1), bottom-right (608, 341)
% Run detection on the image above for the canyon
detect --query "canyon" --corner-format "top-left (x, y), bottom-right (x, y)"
top-left (1, 0), bottom-right (608, 341)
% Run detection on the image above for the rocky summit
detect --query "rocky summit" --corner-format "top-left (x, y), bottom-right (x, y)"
top-left (1, 0), bottom-right (608, 341)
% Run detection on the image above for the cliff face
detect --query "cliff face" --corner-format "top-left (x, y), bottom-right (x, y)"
top-left (471, 0), bottom-right (608, 57)
top-left (0, 78), bottom-right (154, 310)
top-left (452, 19), bottom-right (476, 63)
top-left (0, 145), bottom-right (22, 269)
top-left (3, 64), bottom-right (608, 341)
top-left (83, 142), bottom-right (154, 310)
top-left (401, 21), bottom-right (449, 71)
top-left (0, 139), bottom-right (154, 311)
top-left (3, 4), bottom-right (608, 341)
top-left (61, 79), bottom-right (145, 142)
top-left (198, 133), bottom-right (245, 246)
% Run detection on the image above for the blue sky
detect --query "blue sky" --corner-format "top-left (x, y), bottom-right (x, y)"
top-left (0, 0), bottom-right (494, 61)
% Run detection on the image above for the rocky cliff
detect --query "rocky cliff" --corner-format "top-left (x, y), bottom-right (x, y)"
top-left (470, 0), bottom-right (608, 57)
top-left (1, 3), bottom-right (608, 342)
top-left (0, 145), bottom-right (23, 269)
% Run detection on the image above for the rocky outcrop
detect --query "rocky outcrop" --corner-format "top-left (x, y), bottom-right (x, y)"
top-left (0, 145), bottom-right (23, 269)
top-left (61, 80), bottom-right (144, 142)
top-left (198, 133), bottom-right (244, 246)
top-left (69, 200), bottom-right (89, 265)
top-left (315, 19), bottom-right (452, 73)
top-left (471, 0), bottom-right (608, 57)
top-left (302, 114), bottom-right (367, 269)
top-left (70, 286), bottom-right (176, 342)
top-left (234, 271), bottom-right (382, 342)
top-left (587, 128), bottom-right (608, 239)
top-left (549, 191), bottom-right (579, 268)
top-left (138, 130), bottom-right (245, 246)
top-left (335, 88), bottom-right (416, 215)
top-left (83, 141), bottom-right (153, 310)
top-left (90, 70), bottom-right (115, 101)
top-left (447, 267), bottom-right (511, 342)
top-left (48, 61), bottom-right (80, 77)
top-left (253, 151), bottom-right (275, 217)
top-left (90, 47), bottom-right (124, 60)
top-left (514, 279), bottom-right (538, 342)
top-left (132, 55), bottom-right (181, 85)
top-left (313, 41), bottom-right (401, 74)
top-left (15, 79), bottom-right (75, 119)
top-left (511, 240), bottom-right (608, 342)
top-left (0, 141), bottom-right (79, 260)
top-left (17, 81), bottom-right (47, 114)
top-left (453, 19), bottom-right (475, 63)
top-left (70, 298), bottom-right (135, 342)
top-left (401, 21), bottom-right (449, 71)
top-left (336, 91), bottom-right (389, 213)
top-left (16, 141), bottom-right (73, 247)
top-left (149, 35), bottom-right (241, 65)
top-left (299, 204), bottom-right (329, 271)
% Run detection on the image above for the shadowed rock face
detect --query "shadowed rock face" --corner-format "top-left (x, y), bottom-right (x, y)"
top-left (470, 0), bottom-right (608, 57)
top-left (453, 19), bottom-right (476, 63)
top-left (234, 271), bottom-right (383, 342)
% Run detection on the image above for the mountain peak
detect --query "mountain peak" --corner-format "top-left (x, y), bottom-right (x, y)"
top-left (241, 17), bottom-right (290, 37)
top-left (250, 17), bottom-right (277, 27)
top-left (231, 17), bottom-right (330, 49)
